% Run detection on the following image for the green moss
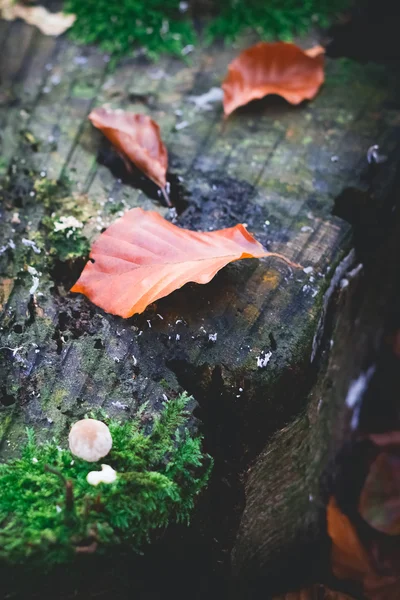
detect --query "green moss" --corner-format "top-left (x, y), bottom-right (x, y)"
top-left (0, 393), bottom-right (212, 567)
top-left (64, 0), bottom-right (196, 60)
top-left (42, 214), bottom-right (90, 262)
top-left (105, 199), bottom-right (125, 215)
top-left (64, 0), bottom-right (350, 60)
top-left (207, 0), bottom-right (350, 43)
top-left (33, 177), bottom-right (69, 209)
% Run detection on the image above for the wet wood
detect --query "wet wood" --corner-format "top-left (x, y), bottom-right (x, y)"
top-left (0, 18), bottom-right (400, 584)
top-left (233, 116), bottom-right (400, 591)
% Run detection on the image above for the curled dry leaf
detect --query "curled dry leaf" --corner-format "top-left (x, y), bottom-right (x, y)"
top-left (272, 585), bottom-right (355, 600)
top-left (1, 0), bottom-right (76, 36)
top-left (89, 108), bottom-right (168, 200)
top-left (327, 497), bottom-right (372, 583)
top-left (369, 431), bottom-right (400, 447)
top-left (222, 42), bottom-right (325, 116)
top-left (359, 452), bottom-right (400, 536)
top-left (71, 208), bottom-right (297, 318)
top-left (327, 497), bottom-right (400, 600)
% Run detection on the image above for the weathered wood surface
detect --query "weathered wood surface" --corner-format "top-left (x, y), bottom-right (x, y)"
top-left (0, 16), bottom-right (399, 591)
top-left (233, 108), bottom-right (400, 592)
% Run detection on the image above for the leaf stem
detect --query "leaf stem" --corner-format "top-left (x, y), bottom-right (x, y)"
top-left (161, 186), bottom-right (172, 207)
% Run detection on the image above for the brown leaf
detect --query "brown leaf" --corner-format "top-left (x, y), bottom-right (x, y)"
top-left (71, 208), bottom-right (297, 318)
top-left (222, 42), bottom-right (324, 116)
top-left (1, 1), bottom-right (76, 36)
top-left (88, 108), bottom-right (168, 193)
top-left (327, 497), bottom-right (400, 600)
top-left (327, 497), bottom-right (371, 582)
top-left (359, 452), bottom-right (400, 536)
top-left (369, 432), bottom-right (400, 447)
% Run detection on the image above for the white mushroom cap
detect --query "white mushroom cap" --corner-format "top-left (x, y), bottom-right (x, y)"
top-left (87, 464), bottom-right (117, 486)
top-left (68, 419), bottom-right (112, 462)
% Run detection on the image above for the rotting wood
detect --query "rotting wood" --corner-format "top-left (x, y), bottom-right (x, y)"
top-left (232, 136), bottom-right (400, 594)
top-left (0, 17), bottom-right (400, 592)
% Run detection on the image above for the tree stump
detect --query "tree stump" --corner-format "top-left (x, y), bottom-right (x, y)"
top-left (1, 17), bottom-right (400, 598)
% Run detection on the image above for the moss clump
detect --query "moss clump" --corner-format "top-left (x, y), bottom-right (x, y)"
top-left (42, 214), bottom-right (90, 262)
top-left (207, 0), bottom-right (350, 43)
top-left (33, 177), bottom-right (66, 208)
top-left (64, 0), bottom-right (350, 60)
top-left (0, 393), bottom-right (212, 567)
top-left (64, 0), bottom-right (195, 59)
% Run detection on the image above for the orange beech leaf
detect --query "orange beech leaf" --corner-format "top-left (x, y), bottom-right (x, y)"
top-left (327, 497), bottom-right (400, 600)
top-left (327, 497), bottom-right (371, 582)
top-left (222, 42), bottom-right (324, 116)
top-left (89, 108), bottom-right (169, 201)
top-left (272, 585), bottom-right (355, 600)
top-left (71, 208), bottom-right (297, 318)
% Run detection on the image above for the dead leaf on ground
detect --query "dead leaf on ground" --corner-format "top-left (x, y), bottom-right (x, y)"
top-left (222, 41), bottom-right (325, 117)
top-left (88, 108), bottom-right (169, 203)
top-left (1, 0), bottom-right (76, 36)
top-left (327, 497), bottom-right (400, 600)
top-left (369, 432), bottom-right (400, 447)
top-left (359, 452), bottom-right (400, 536)
top-left (71, 208), bottom-right (298, 318)
top-left (272, 584), bottom-right (355, 599)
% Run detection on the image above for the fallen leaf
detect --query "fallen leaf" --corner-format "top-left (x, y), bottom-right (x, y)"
top-left (327, 497), bottom-right (400, 600)
top-left (327, 497), bottom-right (371, 582)
top-left (369, 432), bottom-right (400, 447)
top-left (222, 42), bottom-right (324, 116)
top-left (359, 452), bottom-right (400, 536)
top-left (272, 585), bottom-right (355, 599)
top-left (88, 108), bottom-right (169, 201)
top-left (1, 0), bottom-right (76, 36)
top-left (71, 208), bottom-right (297, 318)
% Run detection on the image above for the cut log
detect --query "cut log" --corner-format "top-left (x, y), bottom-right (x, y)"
top-left (0, 17), bottom-right (400, 597)
top-left (233, 115), bottom-right (400, 594)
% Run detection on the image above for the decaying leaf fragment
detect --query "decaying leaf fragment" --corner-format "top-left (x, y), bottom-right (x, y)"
top-left (359, 451), bottom-right (400, 536)
top-left (327, 497), bottom-right (400, 600)
top-left (222, 42), bottom-right (325, 116)
top-left (71, 208), bottom-right (297, 318)
top-left (89, 108), bottom-right (169, 202)
top-left (0, 0), bottom-right (76, 36)
top-left (0, 278), bottom-right (14, 312)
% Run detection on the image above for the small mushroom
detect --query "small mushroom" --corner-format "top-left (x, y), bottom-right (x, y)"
top-left (68, 419), bottom-right (112, 462)
top-left (87, 464), bottom-right (117, 486)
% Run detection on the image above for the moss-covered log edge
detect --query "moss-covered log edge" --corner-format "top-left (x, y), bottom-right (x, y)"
top-left (0, 392), bottom-right (212, 568)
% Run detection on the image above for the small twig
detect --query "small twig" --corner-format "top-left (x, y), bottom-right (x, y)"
top-left (75, 541), bottom-right (98, 554)
top-left (0, 346), bottom-right (24, 357)
top-left (45, 464), bottom-right (74, 513)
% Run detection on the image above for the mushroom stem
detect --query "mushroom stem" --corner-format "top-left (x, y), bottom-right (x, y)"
top-left (45, 464), bottom-right (74, 513)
